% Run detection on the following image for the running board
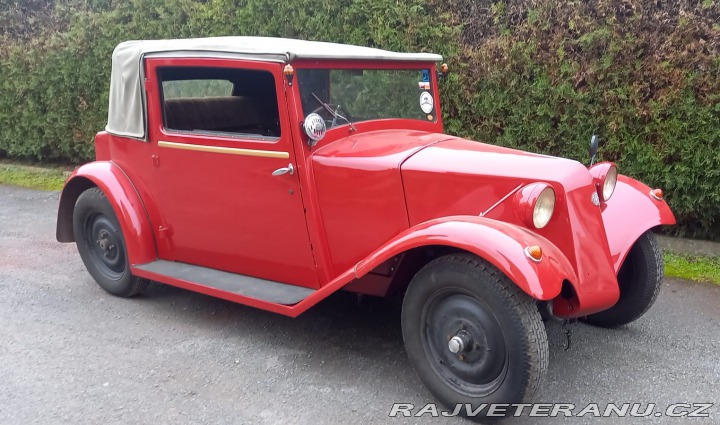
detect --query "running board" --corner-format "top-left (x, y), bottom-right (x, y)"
top-left (133, 260), bottom-right (315, 305)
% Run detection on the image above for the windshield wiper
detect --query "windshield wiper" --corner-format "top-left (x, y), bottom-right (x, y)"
top-left (311, 92), bottom-right (356, 132)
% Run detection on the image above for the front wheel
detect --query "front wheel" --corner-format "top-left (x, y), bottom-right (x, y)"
top-left (401, 254), bottom-right (548, 422)
top-left (583, 231), bottom-right (663, 328)
top-left (72, 188), bottom-right (146, 297)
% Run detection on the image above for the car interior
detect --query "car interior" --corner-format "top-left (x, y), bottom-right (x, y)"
top-left (159, 67), bottom-right (281, 138)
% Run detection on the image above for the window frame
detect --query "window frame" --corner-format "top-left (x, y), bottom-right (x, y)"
top-left (286, 59), bottom-right (443, 152)
top-left (296, 67), bottom-right (437, 124)
top-left (147, 57), bottom-right (287, 145)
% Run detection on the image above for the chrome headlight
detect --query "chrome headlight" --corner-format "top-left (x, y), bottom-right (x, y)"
top-left (516, 183), bottom-right (556, 229)
top-left (589, 162), bottom-right (618, 203)
top-left (602, 165), bottom-right (617, 201)
top-left (533, 187), bottom-right (556, 229)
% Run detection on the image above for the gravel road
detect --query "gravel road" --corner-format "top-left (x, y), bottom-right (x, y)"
top-left (0, 184), bottom-right (718, 424)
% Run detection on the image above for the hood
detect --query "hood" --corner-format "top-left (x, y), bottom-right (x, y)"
top-left (311, 129), bottom-right (450, 170)
top-left (402, 136), bottom-right (592, 191)
top-left (400, 136), bottom-right (595, 225)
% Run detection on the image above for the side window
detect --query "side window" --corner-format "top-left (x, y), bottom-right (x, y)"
top-left (158, 67), bottom-right (281, 138)
top-left (162, 79), bottom-right (233, 99)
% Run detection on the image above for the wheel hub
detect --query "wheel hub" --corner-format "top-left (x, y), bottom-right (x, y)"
top-left (96, 230), bottom-right (116, 255)
top-left (84, 214), bottom-right (125, 280)
top-left (448, 330), bottom-right (473, 354)
top-left (422, 292), bottom-right (509, 396)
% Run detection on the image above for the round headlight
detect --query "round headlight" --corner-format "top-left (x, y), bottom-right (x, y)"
top-left (602, 166), bottom-right (618, 201)
top-left (533, 187), bottom-right (556, 229)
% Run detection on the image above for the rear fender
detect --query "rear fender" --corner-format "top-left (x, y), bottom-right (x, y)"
top-left (56, 161), bottom-right (156, 266)
top-left (355, 216), bottom-right (578, 300)
top-left (602, 175), bottom-right (675, 271)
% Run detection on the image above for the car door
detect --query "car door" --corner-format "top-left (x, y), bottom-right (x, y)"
top-left (144, 57), bottom-right (318, 289)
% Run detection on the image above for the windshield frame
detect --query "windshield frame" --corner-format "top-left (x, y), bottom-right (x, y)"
top-left (289, 60), bottom-right (443, 144)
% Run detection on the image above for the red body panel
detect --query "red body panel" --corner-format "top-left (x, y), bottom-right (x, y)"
top-left (60, 161), bottom-right (157, 266)
top-left (286, 59), bottom-right (443, 284)
top-left (401, 137), bottom-right (587, 225)
top-left (310, 130), bottom-right (450, 274)
top-left (401, 138), bottom-right (621, 317)
top-left (602, 175), bottom-right (676, 271)
top-left (355, 216), bottom-right (578, 300)
top-left (144, 58), bottom-right (317, 288)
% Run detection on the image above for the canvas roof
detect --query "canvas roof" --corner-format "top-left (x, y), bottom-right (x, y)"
top-left (107, 36), bottom-right (443, 138)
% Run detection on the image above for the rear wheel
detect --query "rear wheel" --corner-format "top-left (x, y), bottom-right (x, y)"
top-left (401, 254), bottom-right (548, 421)
top-left (583, 231), bottom-right (663, 328)
top-left (73, 188), bottom-right (146, 297)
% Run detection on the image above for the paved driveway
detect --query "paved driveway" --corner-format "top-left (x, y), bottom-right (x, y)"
top-left (0, 185), bottom-right (718, 424)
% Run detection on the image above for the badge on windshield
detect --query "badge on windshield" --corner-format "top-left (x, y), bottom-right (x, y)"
top-left (419, 91), bottom-right (434, 114)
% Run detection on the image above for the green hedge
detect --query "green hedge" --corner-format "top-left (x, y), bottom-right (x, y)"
top-left (0, 0), bottom-right (718, 240)
top-left (440, 0), bottom-right (720, 240)
top-left (0, 0), bottom-right (454, 162)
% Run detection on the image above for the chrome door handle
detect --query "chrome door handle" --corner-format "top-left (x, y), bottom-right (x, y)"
top-left (272, 163), bottom-right (294, 176)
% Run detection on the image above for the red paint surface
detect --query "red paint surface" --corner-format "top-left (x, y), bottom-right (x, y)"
top-left (143, 58), bottom-right (318, 288)
top-left (401, 137), bottom-right (622, 316)
top-left (602, 175), bottom-right (676, 271)
top-left (310, 130), bottom-right (450, 274)
top-left (57, 55), bottom-right (675, 319)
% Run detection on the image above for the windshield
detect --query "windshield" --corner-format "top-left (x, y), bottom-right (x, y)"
top-left (297, 68), bottom-right (436, 128)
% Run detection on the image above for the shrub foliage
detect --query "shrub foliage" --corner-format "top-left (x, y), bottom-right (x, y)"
top-left (0, 0), bottom-right (718, 239)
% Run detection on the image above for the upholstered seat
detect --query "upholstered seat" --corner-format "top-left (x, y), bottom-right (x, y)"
top-left (163, 96), bottom-right (276, 136)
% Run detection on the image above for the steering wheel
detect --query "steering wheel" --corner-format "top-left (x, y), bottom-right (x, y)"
top-left (310, 104), bottom-right (353, 128)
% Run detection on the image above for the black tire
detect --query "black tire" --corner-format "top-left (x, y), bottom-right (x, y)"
top-left (401, 254), bottom-right (548, 422)
top-left (583, 231), bottom-right (663, 328)
top-left (72, 188), bottom-right (146, 297)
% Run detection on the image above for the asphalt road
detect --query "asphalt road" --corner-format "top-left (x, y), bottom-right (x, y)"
top-left (0, 184), bottom-right (718, 425)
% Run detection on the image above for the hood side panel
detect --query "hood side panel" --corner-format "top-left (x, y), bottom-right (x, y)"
top-left (311, 130), bottom-right (447, 275)
top-left (401, 138), bottom-right (591, 226)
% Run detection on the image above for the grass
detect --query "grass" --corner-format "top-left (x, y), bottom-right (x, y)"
top-left (664, 252), bottom-right (720, 285)
top-left (0, 163), bottom-right (70, 191)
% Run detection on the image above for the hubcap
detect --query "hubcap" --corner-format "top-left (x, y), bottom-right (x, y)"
top-left (421, 290), bottom-right (509, 397)
top-left (84, 214), bottom-right (125, 280)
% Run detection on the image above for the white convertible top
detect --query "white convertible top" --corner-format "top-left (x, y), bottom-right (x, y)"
top-left (107, 36), bottom-right (443, 138)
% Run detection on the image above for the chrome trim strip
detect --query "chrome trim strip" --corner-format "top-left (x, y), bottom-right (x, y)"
top-left (158, 141), bottom-right (289, 159)
top-left (479, 184), bottom-right (524, 217)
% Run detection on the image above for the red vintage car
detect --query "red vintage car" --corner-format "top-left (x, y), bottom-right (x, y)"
top-left (56, 37), bottom-right (674, 421)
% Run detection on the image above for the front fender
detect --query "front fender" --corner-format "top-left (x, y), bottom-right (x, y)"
top-left (56, 161), bottom-right (156, 266)
top-left (602, 175), bottom-right (675, 271)
top-left (355, 216), bottom-right (578, 300)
